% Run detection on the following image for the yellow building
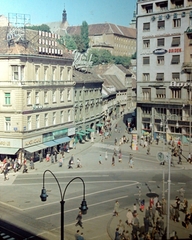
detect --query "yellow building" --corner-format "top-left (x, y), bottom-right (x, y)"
top-left (0, 26), bottom-right (75, 161)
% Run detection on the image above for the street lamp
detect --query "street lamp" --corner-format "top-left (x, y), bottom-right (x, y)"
top-left (40, 170), bottom-right (88, 240)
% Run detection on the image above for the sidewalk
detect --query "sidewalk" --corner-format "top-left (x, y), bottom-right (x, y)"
top-left (108, 205), bottom-right (192, 240)
top-left (1, 114), bottom-right (192, 240)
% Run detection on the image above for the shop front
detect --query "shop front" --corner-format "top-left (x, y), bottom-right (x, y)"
top-left (0, 138), bottom-right (22, 161)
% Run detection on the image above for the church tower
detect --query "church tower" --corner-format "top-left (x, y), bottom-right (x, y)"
top-left (62, 8), bottom-right (67, 23)
top-left (129, 10), bottom-right (136, 29)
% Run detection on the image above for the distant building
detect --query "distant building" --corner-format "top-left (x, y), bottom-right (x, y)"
top-left (46, 8), bottom-right (136, 57)
top-left (47, 8), bottom-right (69, 36)
top-left (73, 69), bottom-right (103, 143)
top-left (0, 15), bottom-right (8, 27)
top-left (67, 23), bottom-right (136, 57)
top-left (129, 10), bottom-right (136, 29)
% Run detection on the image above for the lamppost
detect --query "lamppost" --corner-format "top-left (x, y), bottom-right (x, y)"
top-left (159, 114), bottom-right (179, 150)
top-left (40, 170), bottom-right (88, 240)
top-left (153, 114), bottom-right (179, 240)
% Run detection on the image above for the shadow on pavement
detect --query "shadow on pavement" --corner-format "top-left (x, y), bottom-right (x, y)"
top-left (0, 218), bottom-right (46, 240)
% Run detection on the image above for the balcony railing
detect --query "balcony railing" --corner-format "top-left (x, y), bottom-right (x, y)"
top-left (0, 80), bottom-right (75, 86)
top-left (137, 97), bottom-right (188, 105)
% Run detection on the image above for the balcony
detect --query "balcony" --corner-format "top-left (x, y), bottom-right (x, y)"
top-left (182, 62), bottom-right (192, 72)
top-left (0, 80), bottom-right (75, 87)
top-left (137, 97), bottom-right (188, 105)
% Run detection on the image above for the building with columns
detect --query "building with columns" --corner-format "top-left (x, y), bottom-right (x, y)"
top-left (136, 0), bottom-right (192, 144)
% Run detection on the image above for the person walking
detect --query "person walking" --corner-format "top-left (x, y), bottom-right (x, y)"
top-left (77, 158), bottom-right (82, 168)
top-left (75, 211), bottom-right (83, 228)
top-left (113, 200), bottom-right (120, 216)
top-left (129, 154), bottom-right (133, 168)
top-left (112, 154), bottom-right (115, 166)
top-left (147, 144), bottom-right (150, 155)
top-left (75, 230), bottom-right (80, 240)
top-left (99, 154), bottom-right (102, 164)
top-left (126, 209), bottom-right (133, 226)
top-left (114, 228), bottom-right (121, 240)
top-left (59, 156), bottom-right (63, 167)
top-left (105, 151), bottom-right (108, 161)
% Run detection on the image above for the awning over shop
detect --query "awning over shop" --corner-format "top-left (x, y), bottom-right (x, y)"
top-left (86, 128), bottom-right (94, 132)
top-left (54, 137), bottom-right (71, 144)
top-left (44, 140), bottom-right (57, 147)
top-left (80, 131), bottom-right (87, 134)
top-left (0, 147), bottom-right (19, 155)
top-left (76, 132), bottom-right (85, 136)
top-left (96, 123), bottom-right (103, 127)
top-left (25, 145), bottom-right (41, 153)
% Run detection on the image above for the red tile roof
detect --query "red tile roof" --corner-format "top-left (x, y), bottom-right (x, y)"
top-left (67, 23), bottom-right (136, 39)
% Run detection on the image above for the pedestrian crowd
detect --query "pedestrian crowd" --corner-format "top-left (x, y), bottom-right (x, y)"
top-left (113, 195), bottom-right (192, 240)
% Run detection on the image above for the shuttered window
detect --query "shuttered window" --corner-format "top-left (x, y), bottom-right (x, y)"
top-left (171, 55), bottom-right (180, 64)
top-left (157, 38), bottom-right (164, 46)
top-left (172, 37), bottom-right (180, 46)
top-left (172, 72), bottom-right (180, 81)
top-left (143, 22), bottom-right (150, 31)
top-left (143, 57), bottom-right (150, 64)
top-left (156, 73), bottom-right (164, 81)
top-left (157, 21), bottom-right (165, 29)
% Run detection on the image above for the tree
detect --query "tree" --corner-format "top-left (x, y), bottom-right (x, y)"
top-left (80, 21), bottom-right (89, 52)
top-left (72, 34), bottom-right (85, 53)
top-left (131, 51), bottom-right (137, 59)
top-left (25, 24), bottom-right (50, 32)
top-left (71, 21), bottom-right (89, 53)
top-left (113, 55), bottom-right (131, 68)
top-left (58, 35), bottom-right (76, 50)
top-left (88, 49), bottom-right (112, 65)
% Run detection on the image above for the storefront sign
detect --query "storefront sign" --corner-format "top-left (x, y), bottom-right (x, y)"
top-left (0, 138), bottom-right (22, 148)
top-left (153, 48), bottom-right (167, 55)
top-left (24, 137), bottom-right (42, 147)
top-left (0, 140), bottom-right (10, 147)
top-left (53, 129), bottom-right (68, 138)
top-left (169, 48), bottom-right (181, 53)
top-left (68, 127), bottom-right (75, 136)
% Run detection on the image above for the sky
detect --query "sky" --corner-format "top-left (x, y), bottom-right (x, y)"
top-left (1, 0), bottom-right (136, 27)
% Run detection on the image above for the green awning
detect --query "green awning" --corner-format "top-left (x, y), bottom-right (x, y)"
top-left (86, 128), bottom-right (94, 132)
top-left (77, 132), bottom-right (85, 136)
top-left (80, 131), bottom-right (87, 134)
top-left (96, 123), bottom-right (103, 127)
top-left (78, 134), bottom-right (83, 140)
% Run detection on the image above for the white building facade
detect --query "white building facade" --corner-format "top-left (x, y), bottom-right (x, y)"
top-left (137, 0), bottom-right (192, 144)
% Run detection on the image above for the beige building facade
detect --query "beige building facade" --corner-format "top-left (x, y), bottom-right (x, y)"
top-left (0, 27), bottom-right (75, 160)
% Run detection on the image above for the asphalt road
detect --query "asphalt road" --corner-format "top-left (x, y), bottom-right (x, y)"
top-left (0, 116), bottom-right (192, 239)
top-left (0, 168), bottom-right (191, 239)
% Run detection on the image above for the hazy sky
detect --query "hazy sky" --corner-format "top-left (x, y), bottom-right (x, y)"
top-left (1, 0), bottom-right (136, 27)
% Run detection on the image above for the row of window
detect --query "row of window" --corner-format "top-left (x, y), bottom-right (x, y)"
top-left (143, 18), bottom-right (189, 31)
top-left (143, 72), bottom-right (180, 82)
top-left (4, 111), bottom-right (71, 131)
top-left (142, 89), bottom-right (188, 99)
top-left (3, 90), bottom-right (72, 106)
top-left (143, 55), bottom-right (180, 65)
top-left (143, 36), bottom-right (180, 48)
top-left (12, 65), bottom-right (71, 81)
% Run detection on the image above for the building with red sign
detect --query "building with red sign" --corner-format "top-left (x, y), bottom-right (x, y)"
top-left (136, 0), bottom-right (192, 145)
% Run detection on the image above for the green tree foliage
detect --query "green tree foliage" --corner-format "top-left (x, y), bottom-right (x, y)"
top-left (71, 21), bottom-right (89, 53)
top-left (58, 35), bottom-right (77, 50)
top-left (80, 21), bottom-right (89, 52)
top-left (88, 49), bottom-right (113, 65)
top-left (25, 24), bottom-right (50, 32)
top-left (131, 51), bottom-right (136, 59)
top-left (72, 34), bottom-right (85, 53)
top-left (113, 55), bottom-right (131, 68)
